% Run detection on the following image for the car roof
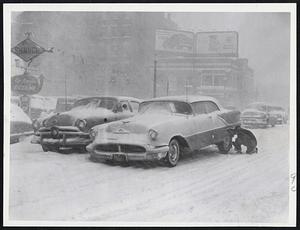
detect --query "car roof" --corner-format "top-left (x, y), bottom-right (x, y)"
top-left (142, 95), bottom-right (220, 104)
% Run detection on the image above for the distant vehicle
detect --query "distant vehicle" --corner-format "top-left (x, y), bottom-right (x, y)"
top-left (269, 106), bottom-right (288, 124)
top-left (35, 96), bottom-right (141, 152)
top-left (87, 95), bottom-right (241, 167)
top-left (241, 102), bottom-right (277, 128)
top-left (10, 103), bottom-right (33, 144)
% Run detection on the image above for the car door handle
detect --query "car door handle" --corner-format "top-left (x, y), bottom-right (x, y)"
top-left (208, 115), bottom-right (212, 119)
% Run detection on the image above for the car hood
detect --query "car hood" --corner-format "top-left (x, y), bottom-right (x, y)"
top-left (43, 107), bottom-right (114, 127)
top-left (104, 112), bottom-right (187, 134)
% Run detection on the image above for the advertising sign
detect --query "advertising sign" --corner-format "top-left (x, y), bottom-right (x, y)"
top-left (11, 72), bottom-right (43, 95)
top-left (155, 29), bottom-right (194, 54)
top-left (11, 37), bottom-right (47, 62)
top-left (196, 31), bottom-right (238, 57)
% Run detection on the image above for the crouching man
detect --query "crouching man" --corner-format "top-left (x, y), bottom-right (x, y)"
top-left (231, 126), bottom-right (258, 154)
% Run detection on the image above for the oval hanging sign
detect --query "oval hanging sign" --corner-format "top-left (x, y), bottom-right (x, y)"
top-left (11, 72), bottom-right (43, 95)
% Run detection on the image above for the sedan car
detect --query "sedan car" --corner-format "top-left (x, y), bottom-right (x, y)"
top-left (35, 96), bottom-right (141, 152)
top-left (241, 102), bottom-right (277, 128)
top-left (10, 103), bottom-right (33, 144)
top-left (269, 106), bottom-right (288, 124)
top-left (87, 95), bottom-right (241, 167)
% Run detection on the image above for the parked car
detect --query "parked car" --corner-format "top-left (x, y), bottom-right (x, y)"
top-left (269, 106), bottom-right (288, 124)
top-left (32, 96), bottom-right (81, 133)
top-left (241, 102), bottom-right (277, 128)
top-left (10, 103), bottom-right (33, 144)
top-left (87, 95), bottom-right (241, 167)
top-left (36, 96), bottom-right (141, 152)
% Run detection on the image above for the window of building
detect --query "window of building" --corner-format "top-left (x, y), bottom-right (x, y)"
top-left (214, 75), bottom-right (225, 86)
top-left (202, 75), bottom-right (213, 86)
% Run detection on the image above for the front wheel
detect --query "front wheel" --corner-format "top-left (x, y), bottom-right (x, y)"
top-left (165, 139), bottom-right (181, 167)
top-left (217, 135), bottom-right (232, 154)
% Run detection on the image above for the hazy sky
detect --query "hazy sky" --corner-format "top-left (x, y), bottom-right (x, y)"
top-left (171, 12), bottom-right (290, 107)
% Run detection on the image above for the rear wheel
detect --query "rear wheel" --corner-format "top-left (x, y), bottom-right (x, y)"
top-left (217, 135), bottom-right (232, 154)
top-left (42, 145), bottom-right (49, 152)
top-left (166, 139), bottom-right (181, 167)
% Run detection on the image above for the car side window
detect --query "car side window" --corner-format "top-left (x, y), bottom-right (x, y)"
top-left (130, 101), bottom-right (140, 113)
top-left (120, 101), bottom-right (132, 112)
top-left (205, 101), bottom-right (220, 113)
top-left (191, 102), bottom-right (207, 115)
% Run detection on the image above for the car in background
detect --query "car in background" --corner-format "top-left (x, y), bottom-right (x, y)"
top-left (10, 103), bottom-right (33, 144)
top-left (87, 95), bottom-right (241, 167)
top-left (269, 106), bottom-right (288, 124)
top-left (241, 102), bottom-right (277, 128)
top-left (32, 96), bottom-right (81, 133)
top-left (35, 96), bottom-right (141, 152)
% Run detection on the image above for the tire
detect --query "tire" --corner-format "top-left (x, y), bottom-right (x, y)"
top-left (73, 146), bottom-right (86, 153)
top-left (165, 139), bottom-right (181, 167)
top-left (42, 144), bottom-right (49, 152)
top-left (217, 135), bottom-right (232, 154)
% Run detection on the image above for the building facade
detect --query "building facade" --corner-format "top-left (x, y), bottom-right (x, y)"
top-left (156, 56), bottom-right (255, 109)
top-left (12, 12), bottom-right (177, 99)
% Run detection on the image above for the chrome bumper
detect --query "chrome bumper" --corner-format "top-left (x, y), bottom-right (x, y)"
top-left (37, 126), bottom-right (91, 147)
top-left (87, 144), bottom-right (169, 162)
top-left (241, 118), bottom-right (268, 125)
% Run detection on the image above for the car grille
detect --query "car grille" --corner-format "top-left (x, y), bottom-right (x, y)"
top-left (95, 144), bottom-right (146, 153)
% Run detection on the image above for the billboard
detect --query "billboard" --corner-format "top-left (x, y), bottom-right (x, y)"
top-left (196, 31), bottom-right (238, 57)
top-left (155, 29), bottom-right (194, 54)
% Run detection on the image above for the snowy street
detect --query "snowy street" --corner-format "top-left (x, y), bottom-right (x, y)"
top-left (9, 124), bottom-right (290, 224)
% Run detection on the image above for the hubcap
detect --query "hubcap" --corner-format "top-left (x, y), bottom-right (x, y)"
top-left (224, 136), bottom-right (231, 148)
top-left (169, 143), bottom-right (179, 163)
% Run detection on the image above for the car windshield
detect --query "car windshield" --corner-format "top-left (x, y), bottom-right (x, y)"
top-left (56, 98), bottom-right (76, 112)
top-left (246, 103), bottom-right (267, 112)
top-left (138, 101), bottom-right (192, 115)
top-left (72, 97), bottom-right (117, 110)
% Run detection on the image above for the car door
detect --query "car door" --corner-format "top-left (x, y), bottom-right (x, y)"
top-left (188, 101), bottom-right (215, 150)
top-left (205, 101), bottom-right (231, 144)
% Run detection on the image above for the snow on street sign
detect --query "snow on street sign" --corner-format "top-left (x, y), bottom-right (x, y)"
top-left (155, 29), bottom-right (194, 54)
top-left (11, 33), bottom-right (51, 62)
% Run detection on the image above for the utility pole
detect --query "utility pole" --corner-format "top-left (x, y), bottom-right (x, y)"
top-left (153, 55), bottom-right (157, 98)
top-left (166, 79), bottom-right (169, 96)
top-left (64, 73), bottom-right (67, 111)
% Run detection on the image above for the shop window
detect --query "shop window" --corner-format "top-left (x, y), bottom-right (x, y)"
top-left (202, 75), bottom-right (213, 86)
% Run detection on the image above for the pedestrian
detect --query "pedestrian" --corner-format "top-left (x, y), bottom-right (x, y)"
top-left (232, 126), bottom-right (258, 154)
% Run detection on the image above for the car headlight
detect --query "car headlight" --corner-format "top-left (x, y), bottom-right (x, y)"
top-left (76, 119), bottom-right (87, 130)
top-left (148, 129), bottom-right (158, 140)
top-left (89, 128), bottom-right (98, 141)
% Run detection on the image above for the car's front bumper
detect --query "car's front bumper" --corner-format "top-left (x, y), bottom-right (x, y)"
top-left (87, 143), bottom-right (169, 162)
top-left (37, 126), bottom-right (91, 147)
top-left (241, 117), bottom-right (268, 126)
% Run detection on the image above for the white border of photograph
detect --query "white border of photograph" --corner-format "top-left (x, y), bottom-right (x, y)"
top-left (3, 3), bottom-right (297, 227)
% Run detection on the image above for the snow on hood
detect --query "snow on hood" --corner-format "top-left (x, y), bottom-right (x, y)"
top-left (105, 112), bottom-right (186, 134)
top-left (10, 104), bottom-right (32, 124)
top-left (44, 107), bottom-right (114, 127)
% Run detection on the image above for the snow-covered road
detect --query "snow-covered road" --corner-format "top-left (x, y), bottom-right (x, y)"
top-left (8, 125), bottom-right (290, 224)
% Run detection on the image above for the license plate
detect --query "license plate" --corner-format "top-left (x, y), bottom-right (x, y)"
top-left (113, 154), bottom-right (126, 162)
